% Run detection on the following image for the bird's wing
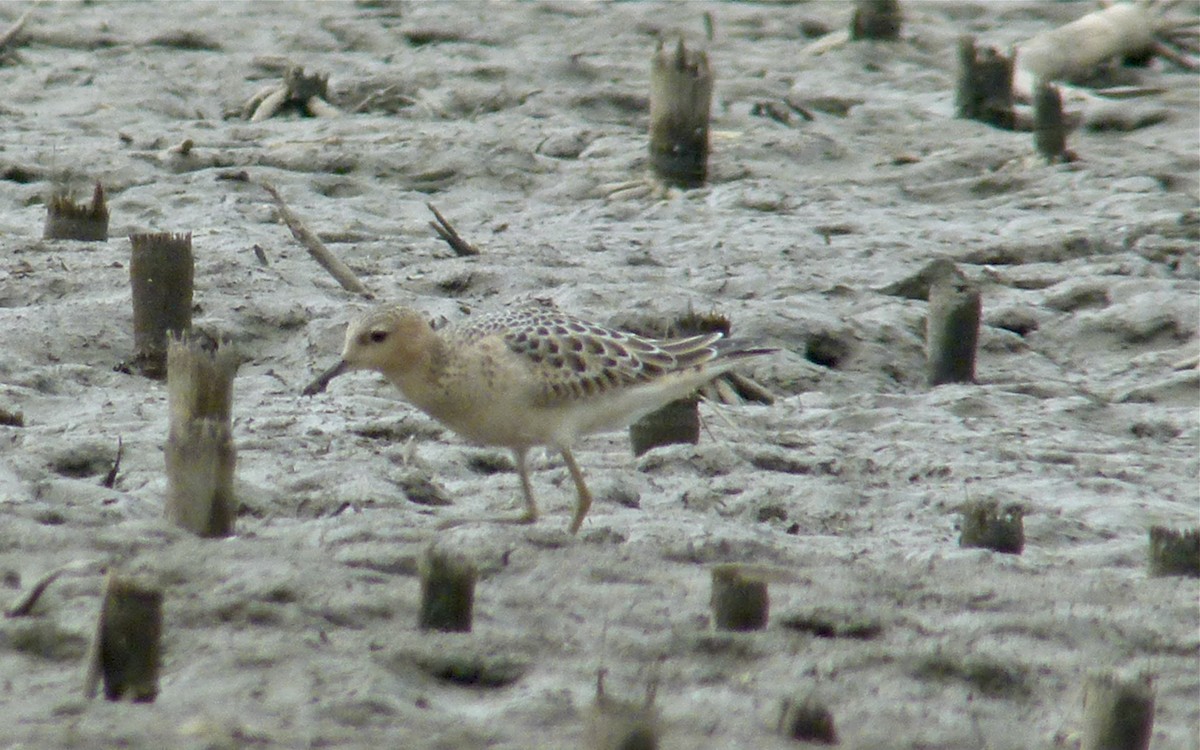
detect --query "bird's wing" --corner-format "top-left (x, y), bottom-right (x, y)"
top-left (458, 300), bottom-right (724, 405)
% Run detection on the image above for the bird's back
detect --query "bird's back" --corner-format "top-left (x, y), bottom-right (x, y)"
top-left (436, 298), bottom-right (766, 447)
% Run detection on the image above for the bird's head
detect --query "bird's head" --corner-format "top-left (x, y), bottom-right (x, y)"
top-left (303, 305), bottom-right (435, 395)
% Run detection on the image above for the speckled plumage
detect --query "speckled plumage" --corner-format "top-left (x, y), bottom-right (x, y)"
top-left (304, 297), bottom-right (770, 533)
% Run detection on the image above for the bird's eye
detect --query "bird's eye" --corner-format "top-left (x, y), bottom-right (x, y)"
top-left (369, 330), bottom-right (388, 343)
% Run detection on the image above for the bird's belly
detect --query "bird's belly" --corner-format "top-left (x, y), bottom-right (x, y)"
top-left (467, 390), bottom-right (683, 447)
top-left (406, 378), bottom-right (696, 449)
top-left (422, 395), bottom-right (561, 448)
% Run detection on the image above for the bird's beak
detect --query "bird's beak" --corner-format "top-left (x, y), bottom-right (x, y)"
top-left (302, 359), bottom-right (349, 396)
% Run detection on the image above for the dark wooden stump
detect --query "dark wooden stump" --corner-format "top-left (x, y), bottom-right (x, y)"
top-left (959, 499), bottom-right (1024, 554)
top-left (129, 232), bottom-right (194, 379)
top-left (43, 182), bottom-right (108, 241)
top-left (1034, 81), bottom-right (1070, 162)
top-left (628, 311), bottom-right (731, 456)
top-left (649, 38), bottom-right (712, 188)
top-left (85, 572), bottom-right (163, 703)
top-left (630, 395), bottom-right (700, 457)
top-left (1081, 673), bottom-right (1154, 750)
top-left (418, 547), bottom-right (476, 633)
top-left (956, 36), bottom-right (1015, 129)
top-left (711, 564), bottom-right (769, 632)
top-left (850, 0), bottom-right (902, 42)
top-left (926, 265), bottom-right (981, 386)
top-left (778, 692), bottom-right (839, 744)
top-left (1148, 526), bottom-right (1199, 577)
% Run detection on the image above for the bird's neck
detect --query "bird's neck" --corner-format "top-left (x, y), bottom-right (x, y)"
top-left (383, 337), bottom-right (451, 413)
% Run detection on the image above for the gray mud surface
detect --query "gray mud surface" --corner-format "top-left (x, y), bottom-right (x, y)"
top-left (0, 2), bottom-right (1197, 748)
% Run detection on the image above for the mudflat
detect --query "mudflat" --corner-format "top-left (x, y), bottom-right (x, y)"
top-left (0, 2), bottom-right (1196, 748)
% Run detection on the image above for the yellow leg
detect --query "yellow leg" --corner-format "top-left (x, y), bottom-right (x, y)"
top-left (560, 447), bottom-right (592, 534)
top-left (435, 448), bottom-right (537, 530)
top-left (513, 448), bottom-right (538, 524)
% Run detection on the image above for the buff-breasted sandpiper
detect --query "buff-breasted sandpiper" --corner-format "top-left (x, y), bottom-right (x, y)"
top-left (303, 297), bottom-right (771, 534)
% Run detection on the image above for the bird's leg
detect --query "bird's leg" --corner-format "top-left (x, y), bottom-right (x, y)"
top-left (560, 447), bottom-right (593, 534)
top-left (513, 447), bottom-right (538, 525)
top-left (434, 447), bottom-right (537, 530)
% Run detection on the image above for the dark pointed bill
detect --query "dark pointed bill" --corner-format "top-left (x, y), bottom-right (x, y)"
top-left (302, 360), bottom-right (349, 396)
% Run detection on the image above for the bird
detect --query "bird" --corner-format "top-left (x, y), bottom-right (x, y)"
top-left (303, 297), bottom-right (772, 534)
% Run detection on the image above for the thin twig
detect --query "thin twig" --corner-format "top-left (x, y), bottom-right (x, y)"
top-left (6, 559), bottom-right (102, 618)
top-left (427, 203), bottom-right (481, 257)
top-left (0, 8), bottom-right (32, 52)
top-left (798, 28), bottom-right (850, 58)
top-left (726, 372), bottom-right (776, 405)
top-left (257, 179), bottom-right (373, 297)
top-left (101, 436), bottom-right (122, 489)
top-left (1154, 39), bottom-right (1200, 70)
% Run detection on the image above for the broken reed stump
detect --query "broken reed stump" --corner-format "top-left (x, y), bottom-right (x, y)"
top-left (167, 335), bottom-right (237, 425)
top-left (1080, 673), bottom-right (1155, 750)
top-left (711, 564), bottom-right (769, 632)
top-left (1147, 526), bottom-right (1200, 577)
top-left (165, 335), bottom-right (239, 537)
top-left (165, 419), bottom-right (236, 537)
top-left (850, 0), bottom-right (902, 42)
top-left (585, 670), bottom-right (661, 750)
top-left (84, 571), bottom-right (163, 703)
top-left (1034, 81), bottom-right (1070, 162)
top-left (629, 311), bottom-right (730, 457)
top-left (956, 36), bottom-right (1016, 129)
top-left (129, 232), bottom-right (194, 379)
top-left (649, 38), bottom-right (712, 188)
top-left (777, 692), bottom-right (839, 745)
top-left (44, 182), bottom-right (109, 241)
top-left (926, 265), bottom-right (981, 386)
top-left (959, 499), bottom-right (1024, 554)
top-left (418, 547), bottom-right (476, 633)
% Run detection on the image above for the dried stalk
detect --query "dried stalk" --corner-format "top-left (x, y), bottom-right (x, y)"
top-left (427, 203), bottom-right (480, 257)
top-left (257, 179), bottom-right (372, 297)
top-left (6, 559), bottom-right (103, 618)
top-left (0, 8), bottom-right (32, 54)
